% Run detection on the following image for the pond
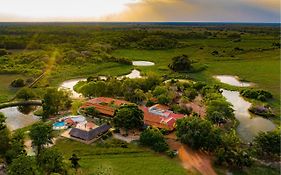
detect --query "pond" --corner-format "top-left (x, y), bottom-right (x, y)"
top-left (221, 89), bottom-right (276, 142)
top-left (0, 107), bottom-right (40, 131)
top-left (214, 75), bottom-right (252, 87)
top-left (118, 69), bottom-right (142, 79)
top-left (132, 61), bottom-right (155, 66)
top-left (59, 78), bottom-right (86, 98)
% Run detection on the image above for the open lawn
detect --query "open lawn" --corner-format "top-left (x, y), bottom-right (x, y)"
top-left (54, 138), bottom-right (189, 175)
top-left (48, 62), bottom-right (132, 86)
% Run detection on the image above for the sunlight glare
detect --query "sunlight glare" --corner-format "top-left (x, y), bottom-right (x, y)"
top-left (0, 0), bottom-right (141, 19)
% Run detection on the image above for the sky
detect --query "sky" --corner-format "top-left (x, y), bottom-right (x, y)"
top-left (0, 0), bottom-right (280, 22)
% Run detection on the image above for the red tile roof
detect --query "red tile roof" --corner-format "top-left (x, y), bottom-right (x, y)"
top-left (81, 97), bottom-right (185, 130)
top-left (81, 97), bottom-right (131, 117)
top-left (140, 105), bottom-right (185, 131)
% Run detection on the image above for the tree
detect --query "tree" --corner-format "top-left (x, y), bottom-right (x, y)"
top-left (215, 147), bottom-right (252, 168)
top-left (176, 116), bottom-right (222, 151)
top-left (37, 148), bottom-right (65, 174)
top-left (152, 86), bottom-right (168, 97)
top-left (214, 130), bottom-right (252, 168)
top-left (69, 154), bottom-right (80, 170)
top-left (207, 111), bottom-right (227, 124)
top-left (184, 88), bottom-right (198, 101)
top-left (168, 55), bottom-right (192, 72)
top-left (140, 74), bottom-right (162, 92)
top-left (83, 106), bottom-right (100, 118)
top-left (8, 155), bottom-right (39, 175)
top-left (206, 99), bottom-right (234, 122)
top-left (253, 129), bottom-right (281, 157)
top-left (5, 130), bottom-right (26, 163)
top-left (0, 127), bottom-right (10, 156)
top-left (42, 88), bottom-right (72, 120)
top-left (71, 100), bottom-right (83, 115)
top-left (131, 89), bottom-right (146, 103)
top-left (0, 112), bottom-right (10, 156)
top-left (157, 94), bottom-right (170, 105)
top-left (0, 112), bottom-right (6, 130)
top-left (140, 127), bottom-right (168, 152)
top-left (10, 78), bottom-right (25, 88)
top-left (113, 104), bottom-right (144, 134)
top-left (29, 122), bottom-right (53, 155)
top-left (15, 87), bottom-right (36, 100)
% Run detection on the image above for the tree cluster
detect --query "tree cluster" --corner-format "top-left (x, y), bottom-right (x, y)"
top-left (140, 127), bottom-right (168, 152)
top-left (42, 88), bottom-right (72, 120)
top-left (76, 75), bottom-right (162, 103)
top-left (240, 89), bottom-right (273, 101)
top-left (168, 55), bottom-right (192, 72)
top-left (176, 116), bottom-right (252, 168)
top-left (113, 104), bottom-right (144, 134)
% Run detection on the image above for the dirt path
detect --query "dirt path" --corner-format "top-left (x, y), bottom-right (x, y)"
top-left (178, 145), bottom-right (217, 175)
top-left (166, 137), bottom-right (217, 175)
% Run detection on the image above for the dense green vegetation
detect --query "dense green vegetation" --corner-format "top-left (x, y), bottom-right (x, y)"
top-left (0, 23), bottom-right (280, 175)
top-left (140, 127), bottom-right (169, 153)
top-left (113, 104), bottom-right (144, 133)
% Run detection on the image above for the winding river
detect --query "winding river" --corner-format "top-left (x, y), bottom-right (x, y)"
top-left (221, 89), bottom-right (276, 142)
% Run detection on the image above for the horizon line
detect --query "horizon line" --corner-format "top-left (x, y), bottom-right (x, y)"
top-left (0, 21), bottom-right (280, 24)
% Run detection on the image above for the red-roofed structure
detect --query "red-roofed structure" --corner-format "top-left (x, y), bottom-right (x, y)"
top-left (80, 97), bottom-right (185, 130)
top-left (140, 104), bottom-right (185, 130)
top-left (80, 97), bottom-right (131, 117)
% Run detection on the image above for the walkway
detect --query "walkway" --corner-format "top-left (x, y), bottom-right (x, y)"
top-left (113, 133), bottom-right (140, 143)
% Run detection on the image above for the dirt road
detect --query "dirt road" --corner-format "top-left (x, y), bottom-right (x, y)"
top-left (166, 138), bottom-right (217, 175)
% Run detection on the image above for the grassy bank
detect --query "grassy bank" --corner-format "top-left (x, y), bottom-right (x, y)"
top-left (0, 74), bottom-right (27, 102)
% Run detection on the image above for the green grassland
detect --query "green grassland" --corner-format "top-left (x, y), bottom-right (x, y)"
top-left (0, 25), bottom-right (279, 119)
top-left (112, 42), bottom-right (280, 114)
top-left (54, 138), bottom-right (189, 175)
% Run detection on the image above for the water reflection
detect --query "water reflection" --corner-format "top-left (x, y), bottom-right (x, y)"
top-left (214, 75), bottom-right (252, 87)
top-left (221, 89), bottom-right (275, 142)
top-left (0, 107), bottom-right (40, 131)
top-left (132, 61), bottom-right (155, 66)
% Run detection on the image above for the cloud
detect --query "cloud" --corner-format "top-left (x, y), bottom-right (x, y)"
top-left (105, 0), bottom-right (280, 22)
top-left (0, 0), bottom-right (279, 22)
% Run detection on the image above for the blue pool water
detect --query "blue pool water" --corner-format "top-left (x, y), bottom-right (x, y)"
top-left (53, 121), bottom-right (65, 127)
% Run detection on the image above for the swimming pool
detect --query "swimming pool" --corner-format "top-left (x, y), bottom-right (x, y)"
top-left (53, 121), bottom-right (65, 127)
top-left (53, 121), bottom-right (67, 130)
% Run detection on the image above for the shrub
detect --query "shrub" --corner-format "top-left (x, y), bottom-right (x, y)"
top-left (211, 50), bottom-right (219, 55)
top-left (140, 127), bottom-right (168, 152)
top-left (166, 150), bottom-right (177, 158)
top-left (15, 87), bottom-right (36, 100)
top-left (10, 78), bottom-right (25, 87)
top-left (240, 89), bottom-right (273, 101)
top-left (176, 116), bottom-right (222, 151)
top-left (253, 129), bottom-right (281, 157)
top-left (168, 55), bottom-right (192, 72)
top-left (183, 88), bottom-right (198, 100)
top-left (145, 100), bottom-right (155, 107)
